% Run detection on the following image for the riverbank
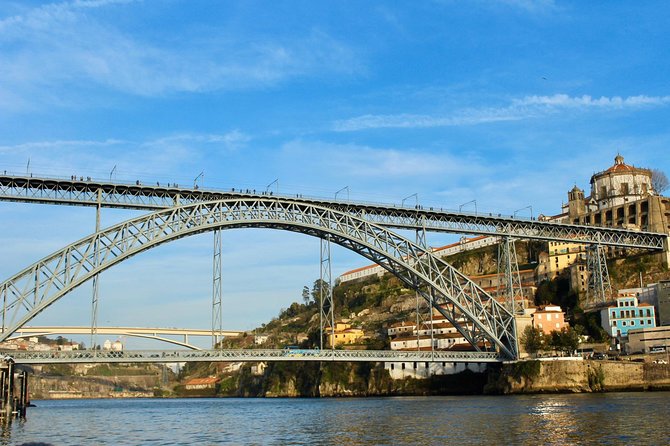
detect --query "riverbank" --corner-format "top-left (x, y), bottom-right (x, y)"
top-left (25, 358), bottom-right (670, 399)
top-left (486, 358), bottom-right (670, 394)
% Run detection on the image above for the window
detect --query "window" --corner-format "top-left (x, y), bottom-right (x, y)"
top-left (612, 311), bottom-right (616, 319)
top-left (648, 320), bottom-right (652, 325)
top-left (613, 321), bottom-right (617, 326)
top-left (647, 309), bottom-right (652, 317)
top-left (622, 321), bottom-right (627, 326)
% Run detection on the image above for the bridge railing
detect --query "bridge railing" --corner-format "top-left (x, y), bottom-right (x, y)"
top-left (2, 348), bottom-right (505, 364)
top-left (0, 173), bottom-right (666, 249)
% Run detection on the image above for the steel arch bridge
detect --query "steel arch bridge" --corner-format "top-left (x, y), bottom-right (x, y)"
top-left (0, 198), bottom-right (517, 359)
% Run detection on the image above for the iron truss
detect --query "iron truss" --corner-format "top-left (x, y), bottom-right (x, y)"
top-left (2, 348), bottom-right (504, 365)
top-left (0, 175), bottom-right (665, 249)
top-left (0, 198), bottom-right (518, 358)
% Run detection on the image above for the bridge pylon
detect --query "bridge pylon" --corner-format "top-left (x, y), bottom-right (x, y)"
top-left (319, 235), bottom-right (335, 350)
top-left (586, 243), bottom-right (613, 308)
top-left (212, 229), bottom-right (223, 348)
top-left (497, 236), bottom-right (525, 315)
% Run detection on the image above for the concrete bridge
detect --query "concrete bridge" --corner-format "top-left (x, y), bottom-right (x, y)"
top-left (6, 326), bottom-right (244, 350)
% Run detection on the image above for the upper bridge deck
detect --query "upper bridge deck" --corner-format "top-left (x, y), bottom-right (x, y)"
top-left (0, 174), bottom-right (666, 249)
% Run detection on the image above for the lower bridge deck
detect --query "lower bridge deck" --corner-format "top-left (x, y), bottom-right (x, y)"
top-left (3, 348), bottom-right (505, 364)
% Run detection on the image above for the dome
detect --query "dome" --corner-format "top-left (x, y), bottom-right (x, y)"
top-left (604, 154), bottom-right (635, 173)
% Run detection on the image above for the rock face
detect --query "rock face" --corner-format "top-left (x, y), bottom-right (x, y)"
top-left (30, 374), bottom-right (160, 399)
top-left (486, 359), bottom-right (670, 394)
top-left (221, 362), bottom-right (488, 398)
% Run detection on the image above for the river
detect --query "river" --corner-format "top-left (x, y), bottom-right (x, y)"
top-left (3, 393), bottom-right (669, 445)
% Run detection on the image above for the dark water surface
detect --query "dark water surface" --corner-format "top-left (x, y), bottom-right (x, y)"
top-left (3, 392), bottom-right (669, 445)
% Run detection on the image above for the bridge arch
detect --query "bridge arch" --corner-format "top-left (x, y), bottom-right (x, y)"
top-left (0, 198), bottom-right (517, 358)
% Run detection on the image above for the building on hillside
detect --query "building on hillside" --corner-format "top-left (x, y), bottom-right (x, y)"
top-left (530, 305), bottom-right (569, 335)
top-left (184, 377), bottom-right (219, 390)
top-left (536, 241), bottom-right (587, 282)
top-left (384, 361), bottom-right (487, 380)
top-left (469, 269), bottom-right (537, 303)
top-left (601, 295), bottom-right (656, 338)
top-left (254, 334), bottom-right (269, 345)
top-left (656, 280), bottom-right (670, 326)
top-left (563, 154), bottom-right (670, 235)
top-left (625, 326), bottom-right (670, 354)
top-left (337, 235), bottom-right (497, 284)
top-left (326, 322), bottom-right (364, 346)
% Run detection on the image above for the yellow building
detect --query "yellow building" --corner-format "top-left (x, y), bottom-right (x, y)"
top-left (536, 240), bottom-right (586, 282)
top-left (326, 321), bottom-right (364, 346)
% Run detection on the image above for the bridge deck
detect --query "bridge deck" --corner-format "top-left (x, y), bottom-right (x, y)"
top-left (3, 348), bottom-right (504, 364)
top-left (0, 174), bottom-right (665, 248)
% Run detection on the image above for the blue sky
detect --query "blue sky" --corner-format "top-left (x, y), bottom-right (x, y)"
top-left (1, 0), bottom-right (669, 348)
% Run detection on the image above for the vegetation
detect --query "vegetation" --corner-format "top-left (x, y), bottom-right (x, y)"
top-left (509, 360), bottom-right (541, 382)
top-left (521, 325), bottom-right (582, 357)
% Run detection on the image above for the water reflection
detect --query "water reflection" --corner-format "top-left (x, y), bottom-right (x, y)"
top-left (3, 393), bottom-right (670, 445)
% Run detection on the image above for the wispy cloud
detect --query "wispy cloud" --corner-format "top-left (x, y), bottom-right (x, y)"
top-left (0, 1), bottom-right (360, 110)
top-left (0, 131), bottom-right (250, 178)
top-left (280, 139), bottom-right (489, 181)
top-left (333, 94), bottom-right (670, 131)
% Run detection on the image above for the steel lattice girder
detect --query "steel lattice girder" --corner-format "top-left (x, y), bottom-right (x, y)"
top-left (3, 348), bottom-right (505, 364)
top-left (0, 198), bottom-right (517, 358)
top-left (0, 175), bottom-right (665, 249)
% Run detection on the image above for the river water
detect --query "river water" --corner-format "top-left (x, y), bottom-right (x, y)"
top-left (3, 393), bottom-right (669, 445)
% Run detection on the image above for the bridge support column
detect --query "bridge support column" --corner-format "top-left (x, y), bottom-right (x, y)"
top-left (414, 221), bottom-right (433, 353)
top-left (90, 188), bottom-right (102, 349)
top-left (586, 243), bottom-right (613, 308)
top-left (320, 236), bottom-right (334, 350)
top-left (497, 236), bottom-right (524, 314)
top-left (212, 229), bottom-right (223, 348)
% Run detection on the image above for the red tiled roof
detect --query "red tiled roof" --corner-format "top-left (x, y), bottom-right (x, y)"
top-left (185, 377), bottom-right (218, 386)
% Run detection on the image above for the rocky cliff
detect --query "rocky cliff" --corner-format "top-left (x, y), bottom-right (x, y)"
top-left (486, 359), bottom-right (670, 394)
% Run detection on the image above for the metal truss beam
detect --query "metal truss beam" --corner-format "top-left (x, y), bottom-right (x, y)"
top-left (497, 237), bottom-right (524, 314)
top-left (0, 198), bottom-right (518, 359)
top-left (212, 229), bottom-right (222, 348)
top-left (586, 244), bottom-right (613, 307)
top-left (0, 175), bottom-right (664, 249)
top-left (319, 237), bottom-right (334, 349)
top-left (4, 348), bottom-right (505, 365)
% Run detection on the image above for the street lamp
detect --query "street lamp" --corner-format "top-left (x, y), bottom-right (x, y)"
top-left (335, 186), bottom-right (349, 201)
top-left (402, 193), bottom-right (418, 208)
top-left (266, 178), bottom-right (279, 195)
top-left (459, 199), bottom-right (477, 215)
top-left (193, 171), bottom-right (204, 189)
top-left (514, 205), bottom-right (533, 220)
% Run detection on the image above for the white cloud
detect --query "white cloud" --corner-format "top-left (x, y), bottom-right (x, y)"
top-left (0, 131), bottom-right (250, 179)
top-left (333, 94), bottom-right (670, 131)
top-left (0, 1), bottom-right (360, 110)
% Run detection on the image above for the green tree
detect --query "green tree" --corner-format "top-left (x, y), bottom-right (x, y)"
top-left (521, 326), bottom-right (545, 357)
top-left (311, 279), bottom-right (330, 305)
top-left (548, 326), bottom-right (581, 356)
top-left (302, 286), bottom-right (311, 305)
